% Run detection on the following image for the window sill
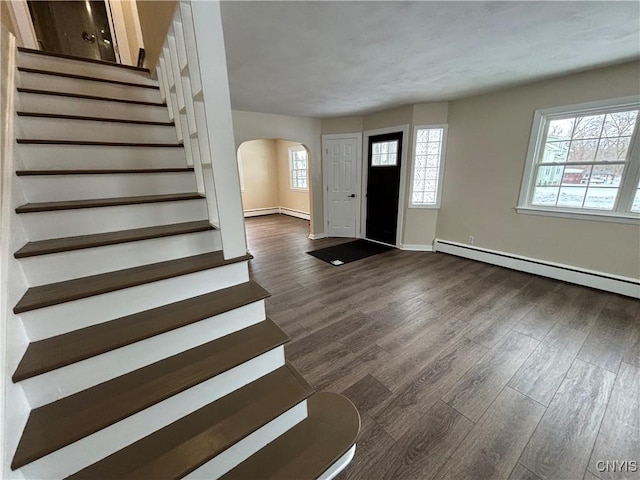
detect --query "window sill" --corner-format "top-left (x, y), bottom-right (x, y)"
top-left (408, 204), bottom-right (440, 209)
top-left (290, 188), bottom-right (309, 192)
top-left (516, 206), bottom-right (640, 225)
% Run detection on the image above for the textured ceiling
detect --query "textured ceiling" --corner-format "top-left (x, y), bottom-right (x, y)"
top-left (220, 1), bottom-right (640, 118)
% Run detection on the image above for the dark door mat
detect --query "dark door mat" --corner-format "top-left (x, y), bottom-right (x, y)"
top-left (307, 239), bottom-right (393, 266)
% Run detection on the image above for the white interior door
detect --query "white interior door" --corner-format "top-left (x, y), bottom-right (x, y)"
top-left (323, 136), bottom-right (361, 238)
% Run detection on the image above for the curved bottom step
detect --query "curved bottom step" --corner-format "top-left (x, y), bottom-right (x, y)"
top-left (221, 392), bottom-right (361, 480)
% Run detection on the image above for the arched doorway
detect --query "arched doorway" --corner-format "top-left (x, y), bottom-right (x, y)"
top-left (237, 138), bottom-right (313, 236)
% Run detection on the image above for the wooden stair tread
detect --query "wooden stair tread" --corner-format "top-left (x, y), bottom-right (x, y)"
top-left (17, 88), bottom-right (164, 106)
top-left (18, 67), bottom-right (159, 89)
top-left (11, 319), bottom-right (289, 470)
top-left (67, 363), bottom-right (313, 480)
top-left (15, 192), bottom-right (201, 214)
top-left (17, 111), bottom-right (173, 126)
top-left (13, 280), bottom-right (271, 382)
top-left (13, 251), bottom-right (252, 314)
top-left (16, 168), bottom-right (192, 176)
top-left (14, 220), bottom-right (213, 258)
top-left (18, 47), bottom-right (150, 73)
top-left (16, 139), bottom-right (182, 147)
top-left (222, 392), bottom-right (361, 480)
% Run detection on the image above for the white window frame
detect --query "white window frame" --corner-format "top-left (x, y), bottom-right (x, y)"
top-left (409, 124), bottom-right (448, 209)
top-left (370, 139), bottom-right (400, 166)
top-left (517, 96), bottom-right (640, 225)
top-left (288, 146), bottom-right (309, 191)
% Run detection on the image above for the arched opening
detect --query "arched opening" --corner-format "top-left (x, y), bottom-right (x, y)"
top-left (237, 138), bottom-right (313, 242)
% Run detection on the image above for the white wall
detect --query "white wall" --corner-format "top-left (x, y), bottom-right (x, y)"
top-left (1, 29), bottom-right (30, 480)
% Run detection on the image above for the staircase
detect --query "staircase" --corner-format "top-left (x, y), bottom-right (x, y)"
top-left (3, 42), bottom-right (359, 479)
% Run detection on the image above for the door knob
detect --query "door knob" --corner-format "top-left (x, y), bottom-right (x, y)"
top-left (82, 31), bottom-right (96, 44)
top-left (348, 194), bottom-right (357, 198)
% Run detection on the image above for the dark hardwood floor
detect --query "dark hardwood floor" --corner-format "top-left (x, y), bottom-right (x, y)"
top-left (245, 215), bottom-right (640, 480)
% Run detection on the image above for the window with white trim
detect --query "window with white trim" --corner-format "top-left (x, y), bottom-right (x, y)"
top-left (289, 146), bottom-right (308, 190)
top-left (409, 125), bottom-right (448, 207)
top-left (371, 140), bottom-right (399, 166)
top-left (519, 98), bottom-right (640, 221)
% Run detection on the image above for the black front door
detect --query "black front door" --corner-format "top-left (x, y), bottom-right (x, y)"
top-left (365, 131), bottom-right (402, 245)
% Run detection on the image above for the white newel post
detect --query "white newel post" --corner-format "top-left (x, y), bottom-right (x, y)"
top-left (157, 1), bottom-right (247, 260)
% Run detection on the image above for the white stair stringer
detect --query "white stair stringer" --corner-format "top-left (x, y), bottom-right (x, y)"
top-left (19, 347), bottom-right (286, 480)
top-left (17, 51), bottom-right (157, 86)
top-left (18, 71), bottom-right (162, 103)
top-left (16, 144), bottom-right (187, 171)
top-left (20, 198), bottom-right (208, 240)
top-left (16, 117), bottom-right (179, 144)
top-left (20, 171), bottom-right (194, 203)
top-left (19, 229), bottom-right (221, 285)
top-left (16, 91), bottom-right (170, 123)
top-left (2, 36), bottom-right (35, 480)
top-left (19, 260), bottom-right (250, 342)
top-left (184, 401), bottom-right (309, 480)
top-left (21, 301), bottom-right (266, 408)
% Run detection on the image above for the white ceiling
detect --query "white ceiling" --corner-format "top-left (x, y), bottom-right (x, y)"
top-left (220, 1), bottom-right (640, 118)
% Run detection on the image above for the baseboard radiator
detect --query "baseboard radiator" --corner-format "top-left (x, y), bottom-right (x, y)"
top-left (434, 239), bottom-right (639, 299)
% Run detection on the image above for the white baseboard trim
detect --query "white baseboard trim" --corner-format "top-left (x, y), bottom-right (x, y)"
top-left (244, 207), bottom-right (310, 220)
top-left (400, 244), bottom-right (433, 252)
top-left (243, 208), bottom-right (280, 218)
top-left (279, 207), bottom-right (310, 220)
top-left (308, 233), bottom-right (326, 240)
top-left (433, 239), bottom-right (640, 299)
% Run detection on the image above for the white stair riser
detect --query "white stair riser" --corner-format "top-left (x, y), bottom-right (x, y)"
top-left (22, 301), bottom-right (266, 407)
top-left (320, 445), bottom-right (357, 480)
top-left (20, 347), bottom-right (285, 480)
top-left (20, 199), bottom-right (208, 240)
top-left (186, 401), bottom-right (308, 480)
top-left (16, 92), bottom-right (170, 123)
top-left (16, 144), bottom-right (187, 170)
top-left (18, 72), bottom-right (162, 103)
top-left (16, 117), bottom-right (178, 144)
top-left (20, 230), bottom-right (220, 285)
top-left (17, 52), bottom-right (157, 86)
top-left (20, 261), bottom-right (250, 340)
top-left (20, 172), bottom-right (194, 203)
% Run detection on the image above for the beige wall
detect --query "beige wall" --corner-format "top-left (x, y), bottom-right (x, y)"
top-left (238, 139), bottom-right (279, 211)
top-left (0, 2), bottom-right (17, 38)
top-left (439, 61), bottom-right (640, 278)
top-left (237, 138), bottom-right (311, 215)
top-left (276, 140), bottom-right (311, 213)
top-left (362, 105), bottom-right (413, 132)
top-left (121, 0), bottom-right (142, 64)
top-left (321, 116), bottom-right (363, 135)
top-left (135, 0), bottom-right (176, 71)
